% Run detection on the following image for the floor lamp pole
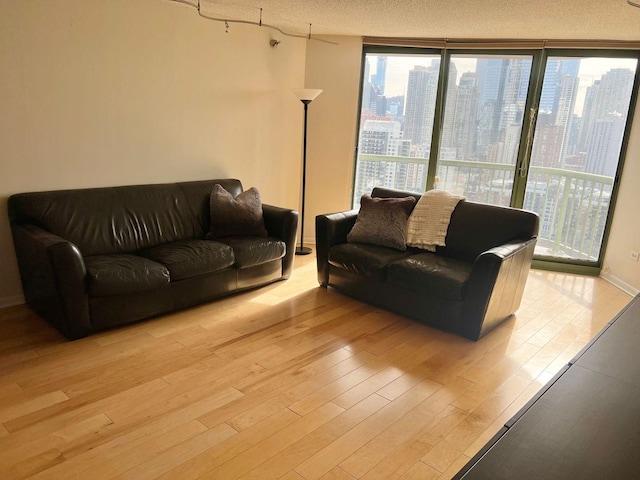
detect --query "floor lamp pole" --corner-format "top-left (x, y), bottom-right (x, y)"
top-left (296, 100), bottom-right (312, 255)
top-left (292, 88), bottom-right (322, 256)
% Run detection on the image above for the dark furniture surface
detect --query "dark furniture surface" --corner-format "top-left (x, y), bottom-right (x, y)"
top-left (8, 179), bottom-right (298, 340)
top-left (315, 187), bottom-right (539, 340)
top-left (454, 294), bottom-right (640, 479)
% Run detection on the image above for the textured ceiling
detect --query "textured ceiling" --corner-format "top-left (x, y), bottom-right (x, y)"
top-left (190, 0), bottom-right (640, 41)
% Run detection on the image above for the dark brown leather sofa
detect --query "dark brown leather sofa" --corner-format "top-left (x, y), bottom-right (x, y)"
top-left (8, 179), bottom-right (298, 340)
top-left (316, 187), bottom-right (539, 340)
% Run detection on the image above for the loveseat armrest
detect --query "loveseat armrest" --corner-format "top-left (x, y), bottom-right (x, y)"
top-left (11, 224), bottom-right (92, 339)
top-left (315, 210), bottom-right (358, 286)
top-left (462, 237), bottom-right (537, 340)
top-left (262, 204), bottom-right (299, 279)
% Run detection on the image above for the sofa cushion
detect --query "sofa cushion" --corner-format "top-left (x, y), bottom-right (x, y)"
top-left (219, 236), bottom-right (285, 269)
top-left (84, 254), bottom-right (170, 297)
top-left (207, 184), bottom-right (268, 239)
top-left (347, 194), bottom-right (416, 251)
top-left (329, 243), bottom-right (412, 281)
top-left (140, 239), bottom-right (235, 281)
top-left (437, 201), bottom-right (540, 262)
top-left (386, 252), bottom-right (473, 301)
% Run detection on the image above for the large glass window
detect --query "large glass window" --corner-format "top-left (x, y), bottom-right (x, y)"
top-left (524, 56), bottom-right (638, 261)
top-left (353, 53), bottom-right (440, 206)
top-left (353, 46), bottom-right (639, 271)
top-left (436, 54), bottom-right (533, 206)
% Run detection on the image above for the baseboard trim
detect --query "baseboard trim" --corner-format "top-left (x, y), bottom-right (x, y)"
top-left (600, 272), bottom-right (640, 297)
top-left (0, 295), bottom-right (25, 309)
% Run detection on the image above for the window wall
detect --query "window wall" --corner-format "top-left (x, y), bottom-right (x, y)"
top-left (353, 45), bottom-right (639, 271)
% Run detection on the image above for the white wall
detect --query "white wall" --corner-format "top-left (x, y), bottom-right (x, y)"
top-left (0, 0), bottom-right (307, 306)
top-left (602, 105), bottom-right (640, 295)
top-left (303, 36), bottom-right (363, 241)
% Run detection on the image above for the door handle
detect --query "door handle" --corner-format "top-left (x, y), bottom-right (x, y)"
top-left (520, 107), bottom-right (537, 178)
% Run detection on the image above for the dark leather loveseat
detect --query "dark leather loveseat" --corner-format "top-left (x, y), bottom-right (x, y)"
top-left (316, 187), bottom-right (539, 340)
top-left (8, 179), bottom-right (298, 340)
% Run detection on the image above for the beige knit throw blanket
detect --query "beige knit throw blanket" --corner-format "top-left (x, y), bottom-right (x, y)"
top-left (406, 189), bottom-right (465, 251)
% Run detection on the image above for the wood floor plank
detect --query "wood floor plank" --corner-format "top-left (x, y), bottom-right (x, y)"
top-left (357, 404), bottom-right (468, 480)
top-left (196, 351), bottom-right (380, 430)
top-left (0, 255), bottom-right (631, 480)
top-left (318, 466), bottom-right (358, 479)
top-left (0, 413), bottom-right (113, 468)
top-left (156, 408), bottom-right (301, 479)
top-left (199, 402), bottom-right (345, 479)
top-left (337, 398), bottom-right (454, 478)
top-left (294, 380), bottom-right (443, 480)
top-left (398, 461), bottom-right (441, 480)
top-left (118, 422), bottom-right (238, 480)
top-left (0, 390), bottom-right (68, 424)
top-left (238, 394), bottom-right (390, 480)
top-left (30, 419), bottom-right (209, 480)
top-left (5, 448), bottom-right (65, 479)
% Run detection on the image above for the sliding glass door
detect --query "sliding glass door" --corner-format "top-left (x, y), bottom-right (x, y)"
top-left (436, 54), bottom-right (533, 206)
top-left (353, 45), bottom-right (639, 271)
top-left (523, 55), bottom-right (638, 262)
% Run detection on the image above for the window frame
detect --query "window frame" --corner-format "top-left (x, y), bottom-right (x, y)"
top-left (353, 44), bottom-right (640, 275)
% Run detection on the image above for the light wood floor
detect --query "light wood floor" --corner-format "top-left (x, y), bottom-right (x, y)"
top-left (0, 254), bottom-right (632, 479)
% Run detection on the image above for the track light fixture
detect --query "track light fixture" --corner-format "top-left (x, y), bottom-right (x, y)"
top-left (169, 0), bottom-right (338, 45)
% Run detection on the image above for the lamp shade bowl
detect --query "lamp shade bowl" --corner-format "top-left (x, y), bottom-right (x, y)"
top-left (293, 88), bottom-right (323, 102)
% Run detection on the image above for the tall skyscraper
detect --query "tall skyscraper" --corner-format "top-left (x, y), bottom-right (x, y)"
top-left (475, 57), bottom-right (531, 159)
top-left (450, 71), bottom-right (479, 159)
top-left (439, 63), bottom-right (458, 151)
top-left (585, 114), bottom-right (626, 176)
top-left (372, 56), bottom-right (387, 93)
top-left (539, 59), bottom-right (580, 114)
top-left (362, 59), bottom-right (372, 113)
top-left (581, 68), bottom-right (634, 175)
top-left (403, 63), bottom-right (439, 148)
top-left (554, 74), bottom-right (579, 164)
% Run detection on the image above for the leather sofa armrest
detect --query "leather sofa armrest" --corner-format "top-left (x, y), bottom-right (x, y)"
top-left (11, 224), bottom-right (92, 339)
top-left (315, 210), bottom-right (358, 286)
top-left (462, 237), bottom-right (537, 340)
top-left (262, 204), bottom-right (299, 279)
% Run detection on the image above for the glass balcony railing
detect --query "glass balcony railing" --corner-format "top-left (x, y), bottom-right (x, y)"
top-left (354, 154), bottom-right (614, 262)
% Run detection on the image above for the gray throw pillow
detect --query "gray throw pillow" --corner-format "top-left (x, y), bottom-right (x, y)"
top-left (207, 184), bottom-right (268, 239)
top-left (347, 195), bottom-right (417, 251)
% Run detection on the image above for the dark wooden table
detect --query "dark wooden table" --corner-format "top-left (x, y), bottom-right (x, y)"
top-left (454, 294), bottom-right (640, 480)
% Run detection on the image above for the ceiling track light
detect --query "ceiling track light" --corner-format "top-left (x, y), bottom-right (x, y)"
top-left (169, 0), bottom-right (338, 45)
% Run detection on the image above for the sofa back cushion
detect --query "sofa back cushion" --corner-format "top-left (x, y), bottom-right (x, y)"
top-left (8, 179), bottom-right (243, 256)
top-left (439, 201), bottom-right (539, 262)
top-left (372, 187), bottom-right (539, 262)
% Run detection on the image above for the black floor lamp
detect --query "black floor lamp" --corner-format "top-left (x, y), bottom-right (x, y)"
top-left (293, 88), bottom-right (323, 255)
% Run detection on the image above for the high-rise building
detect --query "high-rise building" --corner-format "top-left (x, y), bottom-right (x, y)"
top-left (362, 59), bottom-right (372, 113)
top-left (403, 63), bottom-right (440, 148)
top-left (475, 58), bottom-right (531, 160)
top-left (386, 95), bottom-right (405, 119)
top-left (586, 113), bottom-right (626, 176)
top-left (451, 71), bottom-right (479, 160)
top-left (372, 56), bottom-right (387, 93)
top-left (440, 63), bottom-right (458, 151)
top-left (476, 58), bottom-right (510, 148)
top-left (555, 74), bottom-right (579, 164)
top-left (539, 59), bottom-right (580, 114)
top-left (581, 68), bottom-right (634, 175)
top-left (358, 119), bottom-right (402, 155)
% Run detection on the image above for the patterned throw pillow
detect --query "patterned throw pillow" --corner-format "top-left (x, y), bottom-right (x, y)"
top-left (207, 184), bottom-right (268, 239)
top-left (347, 195), bottom-right (416, 251)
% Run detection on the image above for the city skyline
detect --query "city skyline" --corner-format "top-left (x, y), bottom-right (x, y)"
top-left (367, 55), bottom-right (637, 116)
top-left (355, 51), bottom-right (638, 262)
